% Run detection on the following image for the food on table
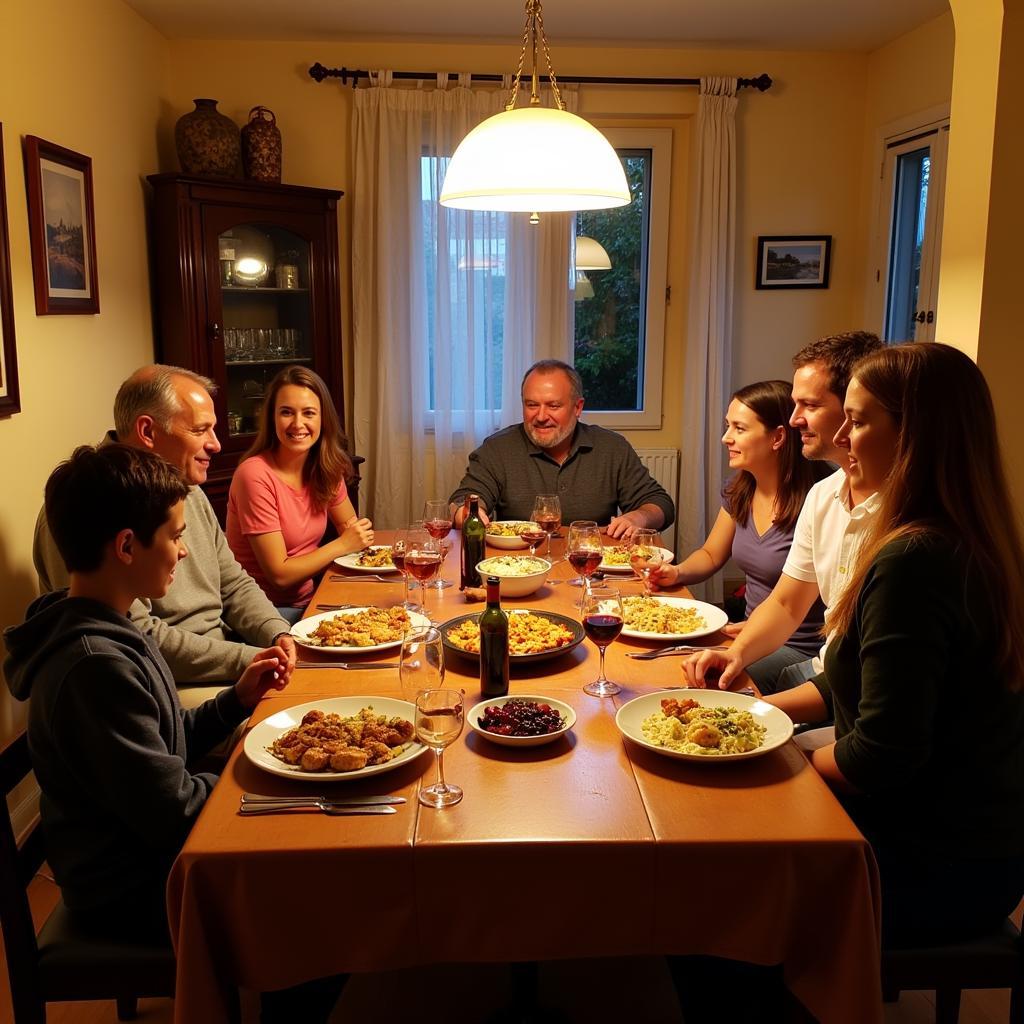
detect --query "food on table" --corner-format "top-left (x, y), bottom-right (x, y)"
top-left (303, 606), bottom-right (410, 647)
top-left (446, 611), bottom-right (575, 656)
top-left (354, 545), bottom-right (395, 568)
top-left (641, 697), bottom-right (766, 756)
top-left (486, 521), bottom-right (532, 537)
top-left (478, 699), bottom-right (565, 737)
top-left (602, 544), bottom-right (655, 566)
top-left (269, 707), bottom-right (415, 772)
top-left (622, 595), bottom-right (707, 635)
top-left (476, 555), bottom-right (549, 577)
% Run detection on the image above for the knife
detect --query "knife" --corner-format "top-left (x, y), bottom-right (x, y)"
top-left (295, 661), bottom-right (399, 670)
top-left (239, 802), bottom-right (397, 816)
top-left (241, 793), bottom-right (405, 806)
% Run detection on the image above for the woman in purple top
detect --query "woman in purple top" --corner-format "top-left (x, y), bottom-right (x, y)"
top-left (650, 380), bottom-right (826, 692)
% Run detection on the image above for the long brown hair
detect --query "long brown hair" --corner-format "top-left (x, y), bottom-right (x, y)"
top-left (828, 343), bottom-right (1024, 690)
top-left (243, 365), bottom-right (352, 512)
top-left (723, 380), bottom-right (817, 531)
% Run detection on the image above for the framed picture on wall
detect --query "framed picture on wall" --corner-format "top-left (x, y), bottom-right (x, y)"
top-left (0, 123), bottom-right (21, 417)
top-left (755, 235), bottom-right (831, 290)
top-left (24, 135), bottom-right (100, 315)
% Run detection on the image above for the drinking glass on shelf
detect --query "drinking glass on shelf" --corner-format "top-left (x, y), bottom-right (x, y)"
top-left (405, 526), bottom-right (443, 620)
top-left (581, 585), bottom-right (624, 697)
top-left (415, 688), bottom-right (464, 809)
top-left (630, 529), bottom-right (663, 594)
top-left (566, 520), bottom-right (602, 594)
top-left (422, 499), bottom-right (454, 591)
top-left (400, 626), bottom-right (444, 706)
top-left (531, 494), bottom-right (561, 558)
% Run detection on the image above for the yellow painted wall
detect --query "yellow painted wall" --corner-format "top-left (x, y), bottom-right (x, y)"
top-left (0, 0), bottom-right (166, 735)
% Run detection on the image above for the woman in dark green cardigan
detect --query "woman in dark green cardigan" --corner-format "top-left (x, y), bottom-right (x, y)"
top-left (767, 342), bottom-right (1024, 947)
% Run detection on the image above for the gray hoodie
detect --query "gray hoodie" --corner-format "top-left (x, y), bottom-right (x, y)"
top-left (3, 592), bottom-right (247, 911)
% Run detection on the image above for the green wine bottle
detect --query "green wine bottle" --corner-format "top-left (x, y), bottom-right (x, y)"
top-left (460, 494), bottom-right (486, 589)
top-left (479, 576), bottom-right (509, 697)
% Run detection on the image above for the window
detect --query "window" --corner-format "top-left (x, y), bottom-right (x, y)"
top-left (573, 127), bottom-right (671, 429)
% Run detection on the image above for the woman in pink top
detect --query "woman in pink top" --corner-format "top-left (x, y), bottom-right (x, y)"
top-left (227, 366), bottom-right (373, 618)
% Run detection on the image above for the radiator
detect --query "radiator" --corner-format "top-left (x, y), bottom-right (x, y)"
top-left (635, 448), bottom-right (679, 556)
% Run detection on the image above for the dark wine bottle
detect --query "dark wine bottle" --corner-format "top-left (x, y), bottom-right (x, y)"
top-left (460, 494), bottom-right (486, 590)
top-left (479, 576), bottom-right (509, 697)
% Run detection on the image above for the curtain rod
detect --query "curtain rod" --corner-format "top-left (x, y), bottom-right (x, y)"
top-left (308, 63), bottom-right (772, 91)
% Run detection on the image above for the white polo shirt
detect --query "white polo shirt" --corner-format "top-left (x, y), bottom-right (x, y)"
top-left (782, 467), bottom-right (881, 671)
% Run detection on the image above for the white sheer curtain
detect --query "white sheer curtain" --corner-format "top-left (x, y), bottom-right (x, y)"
top-left (351, 76), bottom-right (575, 527)
top-left (679, 77), bottom-right (738, 601)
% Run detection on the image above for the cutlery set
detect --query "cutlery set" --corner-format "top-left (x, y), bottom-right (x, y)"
top-left (239, 793), bottom-right (404, 816)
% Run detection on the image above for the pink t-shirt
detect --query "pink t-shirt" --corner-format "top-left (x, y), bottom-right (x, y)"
top-left (226, 452), bottom-right (348, 607)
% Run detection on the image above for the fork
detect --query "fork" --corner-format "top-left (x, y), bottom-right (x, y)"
top-left (627, 645), bottom-right (729, 659)
top-left (328, 574), bottom-right (394, 583)
top-left (313, 603), bottom-right (360, 611)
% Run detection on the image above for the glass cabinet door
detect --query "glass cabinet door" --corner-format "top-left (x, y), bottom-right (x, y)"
top-left (218, 223), bottom-right (313, 438)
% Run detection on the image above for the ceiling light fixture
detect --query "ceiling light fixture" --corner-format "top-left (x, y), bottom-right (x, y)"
top-left (439, 0), bottom-right (631, 216)
top-left (574, 235), bottom-right (611, 300)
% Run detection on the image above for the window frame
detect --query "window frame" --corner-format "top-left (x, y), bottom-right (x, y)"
top-left (574, 126), bottom-right (672, 431)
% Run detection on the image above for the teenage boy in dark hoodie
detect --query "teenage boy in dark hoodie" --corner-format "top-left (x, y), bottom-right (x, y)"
top-left (3, 444), bottom-right (289, 941)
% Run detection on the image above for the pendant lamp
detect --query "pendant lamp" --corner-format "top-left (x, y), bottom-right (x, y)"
top-left (574, 235), bottom-right (611, 300)
top-left (439, 0), bottom-right (630, 214)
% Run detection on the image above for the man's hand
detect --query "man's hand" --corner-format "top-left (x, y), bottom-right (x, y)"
top-left (606, 512), bottom-right (642, 539)
top-left (234, 645), bottom-right (289, 709)
top-left (452, 503), bottom-right (491, 528)
top-left (273, 632), bottom-right (298, 683)
top-left (681, 648), bottom-right (746, 690)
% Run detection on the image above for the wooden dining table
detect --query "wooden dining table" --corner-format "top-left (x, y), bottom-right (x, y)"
top-left (166, 531), bottom-right (882, 1023)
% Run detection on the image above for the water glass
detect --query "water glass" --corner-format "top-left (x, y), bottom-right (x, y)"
top-left (415, 688), bottom-right (464, 809)
top-left (400, 626), bottom-right (444, 705)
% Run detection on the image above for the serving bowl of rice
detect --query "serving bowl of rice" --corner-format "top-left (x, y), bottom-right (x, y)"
top-left (475, 555), bottom-right (551, 597)
top-left (485, 521), bottom-right (533, 550)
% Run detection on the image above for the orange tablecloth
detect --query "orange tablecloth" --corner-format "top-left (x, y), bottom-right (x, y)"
top-left (168, 533), bottom-right (881, 1022)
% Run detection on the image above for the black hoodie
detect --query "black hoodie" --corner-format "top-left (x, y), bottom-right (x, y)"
top-left (3, 592), bottom-right (248, 912)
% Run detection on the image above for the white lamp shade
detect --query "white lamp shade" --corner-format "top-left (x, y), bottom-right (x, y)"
top-left (439, 106), bottom-right (631, 213)
top-left (574, 271), bottom-right (595, 300)
top-left (575, 235), bottom-right (612, 271)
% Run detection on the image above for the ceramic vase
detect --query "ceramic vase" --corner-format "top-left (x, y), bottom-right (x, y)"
top-left (174, 99), bottom-right (240, 178)
top-left (241, 106), bottom-right (282, 183)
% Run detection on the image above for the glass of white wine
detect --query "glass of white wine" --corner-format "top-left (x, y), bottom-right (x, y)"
top-left (629, 528), bottom-right (662, 595)
top-left (399, 626), bottom-right (444, 706)
top-left (415, 688), bottom-right (464, 808)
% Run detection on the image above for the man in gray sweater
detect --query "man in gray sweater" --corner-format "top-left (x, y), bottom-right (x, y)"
top-left (34, 364), bottom-right (296, 706)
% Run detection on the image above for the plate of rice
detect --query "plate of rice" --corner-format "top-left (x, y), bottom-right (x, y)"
top-left (333, 546), bottom-right (399, 573)
top-left (621, 595), bottom-right (728, 641)
top-left (615, 689), bottom-right (793, 762)
top-left (485, 521), bottom-right (533, 550)
top-left (599, 544), bottom-right (674, 573)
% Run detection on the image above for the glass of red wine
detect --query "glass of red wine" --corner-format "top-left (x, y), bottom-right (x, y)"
top-left (392, 524), bottom-right (420, 613)
top-left (531, 494), bottom-right (561, 559)
top-left (566, 520), bottom-right (603, 599)
top-left (422, 499), bottom-right (454, 590)
top-left (581, 585), bottom-right (623, 697)
top-left (405, 525), bottom-right (442, 619)
top-left (521, 517), bottom-right (548, 556)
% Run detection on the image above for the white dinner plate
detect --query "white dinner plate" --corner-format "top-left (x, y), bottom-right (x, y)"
top-left (333, 546), bottom-right (399, 573)
top-left (598, 545), bottom-right (674, 574)
top-left (243, 696), bottom-right (428, 781)
top-left (620, 595), bottom-right (728, 641)
top-left (290, 607), bottom-right (431, 653)
top-left (615, 689), bottom-right (793, 763)
top-left (467, 695), bottom-right (577, 747)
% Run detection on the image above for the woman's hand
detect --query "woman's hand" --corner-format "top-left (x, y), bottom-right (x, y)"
top-left (340, 517), bottom-right (374, 553)
top-left (681, 648), bottom-right (746, 690)
top-left (647, 562), bottom-right (681, 591)
top-left (234, 645), bottom-right (289, 709)
top-left (722, 621), bottom-right (746, 638)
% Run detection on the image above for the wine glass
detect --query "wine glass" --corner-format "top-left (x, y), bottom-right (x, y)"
top-left (521, 517), bottom-right (548, 557)
top-left (400, 626), bottom-right (445, 705)
top-left (629, 529), bottom-right (663, 595)
top-left (405, 526), bottom-right (443, 620)
top-left (566, 520), bottom-right (602, 590)
top-left (581, 585), bottom-right (624, 697)
top-left (531, 494), bottom-right (562, 558)
top-left (392, 526), bottom-right (419, 613)
top-left (415, 688), bottom-right (464, 808)
top-left (422, 499), bottom-right (454, 591)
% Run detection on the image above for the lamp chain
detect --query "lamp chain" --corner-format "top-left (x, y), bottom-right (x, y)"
top-left (503, 0), bottom-right (565, 113)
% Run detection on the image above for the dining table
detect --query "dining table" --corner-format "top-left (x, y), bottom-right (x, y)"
top-left (166, 530), bottom-right (882, 1023)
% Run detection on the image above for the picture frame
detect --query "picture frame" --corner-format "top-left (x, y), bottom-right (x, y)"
top-left (24, 135), bottom-right (100, 315)
top-left (755, 235), bottom-right (831, 290)
top-left (0, 123), bottom-right (21, 417)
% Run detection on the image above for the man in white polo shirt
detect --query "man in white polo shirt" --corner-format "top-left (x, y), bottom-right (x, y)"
top-left (685, 331), bottom-right (883, 694)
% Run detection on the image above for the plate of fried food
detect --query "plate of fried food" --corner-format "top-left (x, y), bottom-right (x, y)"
top-left (620, 594), bottom-right (728, 641)
top-left (615, 689), bottom-right (792, 762)
top-left (244, 698), bottom-right (429, 780)
top-left (333, 546), bottom-right (399, 573)
top-left (440, 609), bottom-right (584, 664)
top-left (291, 606), bottom-right (431, 653)
top-left (484, 521), bottom-right (534, 550)
top-left (598, 544), bottom-right (674, 574)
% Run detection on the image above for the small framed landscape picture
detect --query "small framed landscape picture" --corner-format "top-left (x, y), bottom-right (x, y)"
top-left (0, 123), bottom-right (21, 417)
top-left (756, 235), bottom-right (831, 290)
top-left (24, 135), bottom-right (100, 315)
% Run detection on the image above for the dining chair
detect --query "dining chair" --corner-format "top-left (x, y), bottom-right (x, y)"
top-left (882, 918), bottom-right (1023, 1023)
top-left (0, 730), bottom-right (176, 1023)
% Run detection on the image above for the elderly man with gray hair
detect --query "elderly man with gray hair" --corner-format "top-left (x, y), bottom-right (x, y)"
top-left (34, 364), bottom-right (296, 706)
